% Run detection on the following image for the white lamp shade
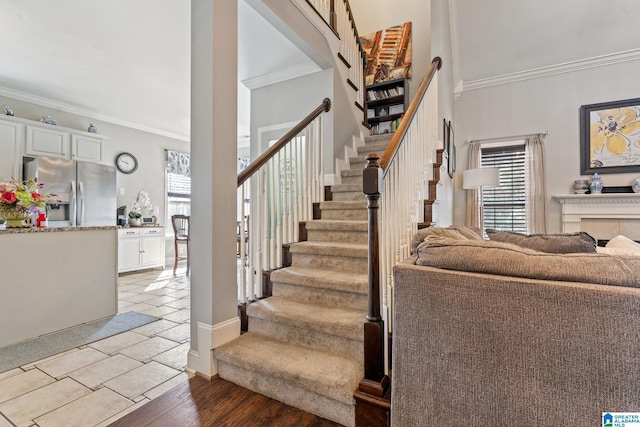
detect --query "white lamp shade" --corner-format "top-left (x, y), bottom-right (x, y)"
top-left (462, 167), bottom-right (500, 189)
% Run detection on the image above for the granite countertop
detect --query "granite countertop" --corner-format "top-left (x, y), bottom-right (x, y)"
top-left (0, 225), bottom-right (119, 234)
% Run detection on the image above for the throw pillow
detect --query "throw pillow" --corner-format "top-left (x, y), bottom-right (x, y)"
top-left (486, 229), bottom-right (596, 253)
top-left (605, 235), bottom-right (640, 256)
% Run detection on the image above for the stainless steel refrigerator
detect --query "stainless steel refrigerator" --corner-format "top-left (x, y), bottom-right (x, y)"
top-left (23, 156), bottom-right (117, 227)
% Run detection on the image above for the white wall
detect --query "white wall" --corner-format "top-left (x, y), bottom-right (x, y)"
top-left (250, 68), bottom-right (334, 170)
top-left (0, 95), bottom-right (189, 229)
top-left (454, 59), bottom-right (640, 232)
top-left (349, 0), bottom-right (431, 103)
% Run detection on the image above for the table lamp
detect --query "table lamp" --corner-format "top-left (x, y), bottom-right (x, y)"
top-left (463, 167), bottom-right (500, 236)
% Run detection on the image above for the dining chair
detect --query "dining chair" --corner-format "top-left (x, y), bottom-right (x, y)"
top-left (171, 214), bottom-right (190, 276)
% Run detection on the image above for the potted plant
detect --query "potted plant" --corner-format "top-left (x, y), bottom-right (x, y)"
top-left (128, 190), bottom-right (152, 227)
top-left (0, 178), bottom-right (56, 227)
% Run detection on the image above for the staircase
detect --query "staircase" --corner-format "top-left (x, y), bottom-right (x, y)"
top-left (214, 133), bottom-right (393, 427)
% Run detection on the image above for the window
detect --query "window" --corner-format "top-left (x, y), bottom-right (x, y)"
top-left (166, 150), bottom-right (190, 234)
top-left (481, 143), bottom-right (526, 233)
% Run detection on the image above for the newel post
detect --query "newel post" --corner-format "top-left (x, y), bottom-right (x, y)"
top-left (353, 153), bottom-right (390, 427)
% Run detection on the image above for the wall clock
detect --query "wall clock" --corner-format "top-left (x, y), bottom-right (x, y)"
top-left (116, 152), bottom-right (138, 174)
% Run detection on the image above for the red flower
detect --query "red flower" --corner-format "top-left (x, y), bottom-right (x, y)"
top-left (32, 192), bottom-right (41, 201)
top-left (1, 191), bottom-right (16, 204)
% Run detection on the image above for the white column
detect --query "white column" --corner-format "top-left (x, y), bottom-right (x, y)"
top-left (188, 0), bottom-right (240, 377)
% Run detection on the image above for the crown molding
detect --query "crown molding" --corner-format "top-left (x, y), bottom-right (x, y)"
top-left (463, 48), bottom-right (640, 92)
top-left (241, 62), bottom-right (321, 90)
top-left (0, 85), bottom-right (190, 142)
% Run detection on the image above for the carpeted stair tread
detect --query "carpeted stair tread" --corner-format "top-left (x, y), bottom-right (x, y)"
top-left (341, 168), bottom-right (363, 177)
top-left (214, 333), bottom-right (363, 406)
top-left (270, 266), bottom-right (368, 294)
top-left (357, 142), bottom-right (388, 156)
top-left (331, 183), bottom-right (363, 193)
top-left (319, 200), bottom-right (367, 210)
top-left (364, 134), bottom-right (394, 144)
top-left (289, 241), bottom-right (368, 258)
top-left (247, 296), bottom-right (365, 341)
top-left (304, 219), bottom-right (367, 231)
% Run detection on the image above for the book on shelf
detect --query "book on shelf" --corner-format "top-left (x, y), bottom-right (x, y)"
top-left (389, 104), bottom-right (404, 115)
top-left (367, 108), bottom-right (375, 119)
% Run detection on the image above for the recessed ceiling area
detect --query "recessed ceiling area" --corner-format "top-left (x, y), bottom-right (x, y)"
top-left (0, 0), bottom-right (320, 141)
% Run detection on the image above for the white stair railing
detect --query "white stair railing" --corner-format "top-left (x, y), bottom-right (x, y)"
top-left (237, 98), bottom-right (330, 304)
top-left (361, 58), bottom-right (441, 393)
top-left (303, 0), bottom-right (365, 109)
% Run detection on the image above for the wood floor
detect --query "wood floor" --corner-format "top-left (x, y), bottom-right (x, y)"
top-left (108, 375), bottom-right (342, 427)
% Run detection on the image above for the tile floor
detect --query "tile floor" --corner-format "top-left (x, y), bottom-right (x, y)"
top-left (0, 266), bottom-right (192, 427)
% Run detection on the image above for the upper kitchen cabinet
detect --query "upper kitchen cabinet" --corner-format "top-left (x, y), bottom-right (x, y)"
top-left (26, 125), bottom-right (108, 164)
top-left (25, 125), bottom-right (70, 159)
top-left (71, 133), bottom-right (107, 163)
top-left (0, 120), bottom-right (22, 180)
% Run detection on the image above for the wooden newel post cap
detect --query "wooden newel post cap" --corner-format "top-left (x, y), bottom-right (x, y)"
top-left (363, 153), bottom-right (383, 196)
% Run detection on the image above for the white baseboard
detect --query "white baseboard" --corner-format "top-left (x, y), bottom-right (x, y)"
top-left (186, 317), bottom-right (241, 377)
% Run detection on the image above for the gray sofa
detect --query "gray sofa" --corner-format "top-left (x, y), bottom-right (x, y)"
top-left (391, 227), bottom-right (640, 426)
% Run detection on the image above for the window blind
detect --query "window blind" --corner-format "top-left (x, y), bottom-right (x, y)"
top-left (166, 150), bottom-right (191, 198)
top-left (481, 144), bottom-right (526, 233)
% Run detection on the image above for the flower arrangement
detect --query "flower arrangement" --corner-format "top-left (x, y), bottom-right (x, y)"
top-left (128, 190), bottom-right (152, 219)
top-left (0, 178), bottom-right (56, 223)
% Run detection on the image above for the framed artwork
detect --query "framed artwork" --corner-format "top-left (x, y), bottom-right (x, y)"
top-left (443, 119), bottom-right (450, 168)
top-left (361, 21), bottom-right (412, 86)
top-left (448, 120), bottom-right (456, 178)
top-left (580, 97), bottom-right (640, 174)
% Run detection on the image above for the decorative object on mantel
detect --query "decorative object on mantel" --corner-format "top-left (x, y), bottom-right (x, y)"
top-left (128, 190), bottom-right (152, 227)
top-left (1, 104), bottom-right (14, 116)
top-left (0, 178), bottom-right (56, 228)
top-left (589, 172), bottom-right (603, 194)
top-left (573, 179), bottom-right (589, 194)
top-left (39, 115), bottom-right (58, 125)
top-left (633, 177), bottom-right (640, 193)
top-left (87, 123), bottom-right (97, 133)
top-left (602, 186), bottom-right (634, 193)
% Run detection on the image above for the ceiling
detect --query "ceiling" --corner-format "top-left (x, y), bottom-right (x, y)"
top-left (0, 0), bottom-right (319, 142)
top-left (2, 0), bottom-right (636, 142)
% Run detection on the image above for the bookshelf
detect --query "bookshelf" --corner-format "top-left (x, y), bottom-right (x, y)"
top-left (365, 78), bottom-right (408, 135)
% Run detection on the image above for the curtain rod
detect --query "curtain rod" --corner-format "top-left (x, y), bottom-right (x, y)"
top-left (465, 131), bottom-right (548, 144)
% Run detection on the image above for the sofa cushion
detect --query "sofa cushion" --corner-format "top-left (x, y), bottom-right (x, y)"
top-left (486, 229), bottom-right (596, 253)
top-left (410, 225), bottom-right (483, 254)
top-left (415, 235), bottom-right (640, 288)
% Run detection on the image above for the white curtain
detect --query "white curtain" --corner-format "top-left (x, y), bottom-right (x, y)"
top-left (525, 135), bottom-right (547, 233)
top-left (465, 142), bottom-right (482, 227)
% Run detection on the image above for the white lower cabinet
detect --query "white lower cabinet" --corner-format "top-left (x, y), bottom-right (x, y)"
top-left (118, 227), bottom-right (165, 273)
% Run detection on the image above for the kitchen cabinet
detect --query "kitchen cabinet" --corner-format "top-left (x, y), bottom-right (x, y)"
top-left (0, 119), bottom-right (22, 180)
top-left (26, 125), bottom-right (107, 164)
top-left (71, 133), bottom-right (107, 163)
top-left (25, 125), bottom-right (70, 159)
top-left (118, 227), bottom-right (166, 273)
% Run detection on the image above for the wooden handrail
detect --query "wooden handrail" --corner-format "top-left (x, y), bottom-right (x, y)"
top-left (237, 98), bottom-right (331, 188)
top-left (379, 56), bottom-right (442, 172)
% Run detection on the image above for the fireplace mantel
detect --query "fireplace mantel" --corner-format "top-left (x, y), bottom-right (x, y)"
top-left (553, 193), bottom-right (640, 233)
